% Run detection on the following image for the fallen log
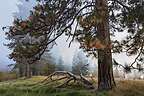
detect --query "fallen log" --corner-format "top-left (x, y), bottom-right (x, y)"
top-left (41, 71), bottom-right (94, 89)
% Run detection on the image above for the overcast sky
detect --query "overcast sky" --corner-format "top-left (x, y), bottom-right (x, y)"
top-left (0, 0), bottom-right (138, 71)
top-left (0, 0), bottom-right (19, 70)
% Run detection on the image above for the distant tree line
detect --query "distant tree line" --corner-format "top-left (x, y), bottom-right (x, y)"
top-left (10, 50), bottom-right (90, 77)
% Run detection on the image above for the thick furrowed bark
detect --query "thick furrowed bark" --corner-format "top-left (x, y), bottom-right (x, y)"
top-left (98, 50), bottom-right (116, 90)
top-left (95, 0), bottom-right (116, 90)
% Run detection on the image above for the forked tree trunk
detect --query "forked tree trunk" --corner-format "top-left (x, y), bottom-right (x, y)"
top-left (96, 0), bottom-right (116, 90)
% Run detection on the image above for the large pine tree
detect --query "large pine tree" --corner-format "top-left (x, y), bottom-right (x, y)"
top-left (6, 0), bottom-right (144, 90)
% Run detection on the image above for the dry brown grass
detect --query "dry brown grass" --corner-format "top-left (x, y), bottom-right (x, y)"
top-left (107, 80), bottom-right (144, 96)
top-left (0, 72), bottom-right (17, 81)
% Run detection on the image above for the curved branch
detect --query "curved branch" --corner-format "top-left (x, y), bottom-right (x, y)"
top-left (46, 4), bottom-right (95, 45)
top-left (129, 50), bottom-right (142, 67)
top-left (110, 0), bottom-right (130, 10)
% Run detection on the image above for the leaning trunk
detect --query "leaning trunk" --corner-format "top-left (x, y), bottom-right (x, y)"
top-left (96, 0), bottom-right (116, 90)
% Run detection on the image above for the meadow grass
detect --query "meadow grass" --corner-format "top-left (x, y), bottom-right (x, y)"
top-left (0, 76), bottom-right (143, 96)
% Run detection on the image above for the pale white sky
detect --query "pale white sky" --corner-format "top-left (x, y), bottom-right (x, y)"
top-left (0, 0), bottom-right (19, 70)
top-left (0, 0), bottom-right (137, 71)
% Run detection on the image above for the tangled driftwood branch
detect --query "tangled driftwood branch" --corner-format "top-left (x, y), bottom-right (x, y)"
top-left (40, 71), bottom-right (94, 89)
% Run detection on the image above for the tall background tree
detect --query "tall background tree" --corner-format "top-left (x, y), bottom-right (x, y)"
top-left (72, 51), bottom-right (89, 76)
top-left (55, 56), bottom-right (65, 71)
top-left (13, 0), bottom-right (36, 20)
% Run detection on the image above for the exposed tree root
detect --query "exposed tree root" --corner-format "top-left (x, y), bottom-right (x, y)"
top-left (40, 71), bottom-right (95, 89)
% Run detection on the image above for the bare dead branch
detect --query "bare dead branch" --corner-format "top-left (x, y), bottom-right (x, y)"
top-left (39, 71), bottom-right (94, 89)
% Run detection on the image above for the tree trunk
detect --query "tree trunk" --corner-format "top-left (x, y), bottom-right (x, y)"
top-left (97, 50), bottom-right (116, 90)
top-left (96, 0), bottom-right (116, 90)
top-left (19, 64), bottom-right (24, 77)
top-left (25, 63), bottom-right (32, 78)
